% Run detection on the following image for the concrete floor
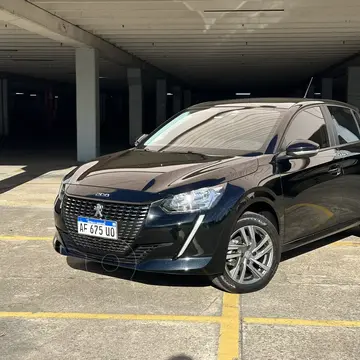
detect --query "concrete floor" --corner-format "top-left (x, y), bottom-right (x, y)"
top-left (0, 156), bottom-right (359, 360)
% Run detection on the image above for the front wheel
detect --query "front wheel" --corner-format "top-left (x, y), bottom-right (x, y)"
top-left (211, 211), bottom-right (281, 293)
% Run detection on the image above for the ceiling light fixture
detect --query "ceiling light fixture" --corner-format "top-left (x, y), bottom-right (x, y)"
top-left (315, 92), bottom-right (321, 95)
top-left (167, 92), bottom-right (173, 96)
top-left (15, 92), bottom-right (24, 95)
top-left (30, 94), bottom-right (37, 97)
top-left (236, 92), bottom-right (251, 96)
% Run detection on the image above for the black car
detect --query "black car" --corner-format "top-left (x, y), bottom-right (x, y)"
top-left (54, 98), bottom-right (360, 293)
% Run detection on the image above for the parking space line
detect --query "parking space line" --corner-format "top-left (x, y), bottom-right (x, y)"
top-left (331, 241), bottom-right (360, 247)
top-left (0, 311), bottom-right (220, 324)
top-left (0, 236), bottom-right (52, 241)
top-left (244, 317), bottom-right (360, 328)
top-left (218, 293), bottom-right (240, 360)
top-left (0, 202), bottom-right (54, 209)
top-left (1, 311), bottom-right (359, 330)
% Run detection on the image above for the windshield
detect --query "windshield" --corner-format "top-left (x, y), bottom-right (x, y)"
top-left (139, 106), bottom-right (285, 156)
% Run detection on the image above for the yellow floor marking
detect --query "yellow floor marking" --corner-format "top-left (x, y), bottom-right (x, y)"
top-left (218, 293), bottom-right (240, 360)
top-left (330, 241), bottom-right (360, 247)
top-left (0, 311), bottom-right (220, 324)
top-left (0, 236), bottom-right (52, 241)
top-left (1, 309), bottom-right (359, 342)
top-left (244, 317), bottom-right (360, 328)
top-left (0, 202), bottom-right (54, 209)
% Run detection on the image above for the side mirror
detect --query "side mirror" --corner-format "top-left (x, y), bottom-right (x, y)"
top-left (134, 134), bottom-right (148, 147)
top-left (286, 139), bottom-right (320, 158)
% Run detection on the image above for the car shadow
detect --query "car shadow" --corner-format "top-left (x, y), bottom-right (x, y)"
top-left (0, 149), bottom-right (77, 195)
top-left (66, 256), bottom-right (211, 288)
top-left (0, 144), bottom-right (130, 195)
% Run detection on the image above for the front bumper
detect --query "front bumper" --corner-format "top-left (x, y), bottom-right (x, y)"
top-left (54, 189), bottom-right (239, 275)
top-left (53, 231), bottom-right (212, 274)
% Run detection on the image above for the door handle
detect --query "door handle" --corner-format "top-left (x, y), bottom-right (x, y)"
top-left (328, 165), bottom-right (342, 176)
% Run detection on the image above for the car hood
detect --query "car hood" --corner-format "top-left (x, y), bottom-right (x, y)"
top-left (67, 149), bottom-right (259, 195)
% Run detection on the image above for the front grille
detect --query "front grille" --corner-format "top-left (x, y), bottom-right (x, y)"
top-left (62, 195), bottom-right (150, 256)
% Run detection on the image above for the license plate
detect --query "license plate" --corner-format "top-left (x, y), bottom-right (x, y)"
top-left (77, 217), bottom-right (118, 240)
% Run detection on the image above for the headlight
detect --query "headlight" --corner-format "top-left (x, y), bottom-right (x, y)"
top-left (162, 183), bottom-right (227, 213)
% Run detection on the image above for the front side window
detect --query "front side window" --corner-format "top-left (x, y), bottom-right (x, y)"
top-left (328, 106), bottom-right (360, 144)
top-left (282, 106), bottom-right (330, 149)
top-left (139, 106), bottom-right (285, 156)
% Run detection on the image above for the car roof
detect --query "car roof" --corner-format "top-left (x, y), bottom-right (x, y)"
top-left (189, 98), bottom-right (358, 111)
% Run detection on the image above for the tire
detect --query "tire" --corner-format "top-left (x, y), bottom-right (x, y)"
top-left (211, 211), bottom-right (281, 293)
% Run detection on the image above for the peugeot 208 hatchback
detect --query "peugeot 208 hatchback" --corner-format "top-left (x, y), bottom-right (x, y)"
top-left (54, 98), bottom-right (360, 293)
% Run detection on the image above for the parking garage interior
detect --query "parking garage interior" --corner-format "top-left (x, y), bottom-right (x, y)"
top-left (1, 1), bottom-right (360, 360)
top-left (1, 0), bottom-right (360, 161)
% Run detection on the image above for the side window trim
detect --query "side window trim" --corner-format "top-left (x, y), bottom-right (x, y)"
top-left (279, 105), bottom-right (332, 151)
top-left (320, 105), bottom-right (337, 147)
top-left (350, 109), bottom-right (360, 135)
top-left (326, 105), bottom-right (360, 147)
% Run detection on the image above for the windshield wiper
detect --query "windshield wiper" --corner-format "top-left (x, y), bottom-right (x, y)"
top-left (185, 151), bottom-right (228, 158)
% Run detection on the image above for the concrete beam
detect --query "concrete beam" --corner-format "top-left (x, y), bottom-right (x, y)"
top-left (0, 0), bottom-right (162, 75)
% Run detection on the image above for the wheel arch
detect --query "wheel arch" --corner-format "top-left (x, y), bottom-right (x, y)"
top-left (236, 190), bottom-right (283, 238)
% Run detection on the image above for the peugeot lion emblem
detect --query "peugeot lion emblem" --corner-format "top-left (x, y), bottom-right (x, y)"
top-left (94, 203), bottom-right (104, 218)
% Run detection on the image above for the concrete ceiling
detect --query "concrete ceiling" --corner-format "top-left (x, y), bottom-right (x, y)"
top-left (1, 0), bottom-right (360, 90)
top-left (0, 19), bottom-right (127, 83)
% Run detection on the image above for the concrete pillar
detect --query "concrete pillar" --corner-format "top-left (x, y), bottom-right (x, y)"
top-left (127, 68), bottom-right (143, 144)
top-left (0, 79), bottom-right (9, 136)
top-left (347, 67), bottom-right (360, 109)
top-left (75, 48), bottom-right (100, 162)
top-left (156, 79), bottom-right (167, 127)
top-left (321, 78), bottom-right (333, 99)
top-left (184, 90), bottom-right (192, 108)
top-left (172, 86), bottom-right (182, 114)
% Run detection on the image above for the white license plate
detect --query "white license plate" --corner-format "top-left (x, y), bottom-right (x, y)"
top-left (77, 217), bottom-right (118, 240)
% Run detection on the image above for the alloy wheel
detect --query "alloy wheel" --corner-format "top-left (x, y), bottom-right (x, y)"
top-left (225, 225), bottom-right (274, 285)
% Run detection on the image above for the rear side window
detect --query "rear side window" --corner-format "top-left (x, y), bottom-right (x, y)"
top-left (282, 106), bottom-right (330, 149)
top-left (328, 106), bottom-right (360, 144)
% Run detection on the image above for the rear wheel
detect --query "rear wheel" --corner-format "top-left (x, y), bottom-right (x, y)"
top-left (211, 211), bottom-right (281, 293)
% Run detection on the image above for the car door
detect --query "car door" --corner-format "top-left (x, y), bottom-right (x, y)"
top-left (278, 105), bottom-right (345, 245)
top-left (323, 105), bottom-right (360, 225)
